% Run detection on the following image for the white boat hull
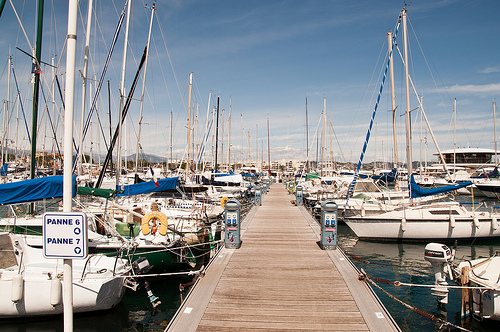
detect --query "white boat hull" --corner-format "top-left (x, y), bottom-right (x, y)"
top-left (345, 218), bottom-right (500, 240)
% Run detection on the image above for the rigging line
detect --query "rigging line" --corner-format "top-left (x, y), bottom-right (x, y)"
top-left (10, 65), bottom-right (31, 144)
top-left (345, 12), bottom-right (402, 207)
top-left (74, 1), bottom-right (128, 173)
top-left (8, 0), bottom-right (32, 51)
top-left (39, 82), bottom-right (63, 159)
top-left (154, 11), bottom-right (184, 111)
top-left (96, 45), bottom-right (148, 188)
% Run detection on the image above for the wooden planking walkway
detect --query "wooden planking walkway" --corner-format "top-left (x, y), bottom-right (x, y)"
top-left (167, 184), bottom-right (400, 332)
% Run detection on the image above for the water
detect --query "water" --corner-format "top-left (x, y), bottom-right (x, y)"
top-left (337, 222), bottom-right (500, 332)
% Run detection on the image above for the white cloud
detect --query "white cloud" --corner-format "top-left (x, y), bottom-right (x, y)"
top-left (479, 66), bottom-right (500, 74)
top-left (438, 83), bottom-right (500, 95)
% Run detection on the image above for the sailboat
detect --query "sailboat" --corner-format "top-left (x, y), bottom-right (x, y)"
top-left (0, 232), bottom-right (130, 318)
top-left (343, 8), bottom-right (500, 241)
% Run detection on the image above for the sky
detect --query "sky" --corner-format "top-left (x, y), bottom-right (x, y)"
top-left (0, 0), bottom-right (499, 168)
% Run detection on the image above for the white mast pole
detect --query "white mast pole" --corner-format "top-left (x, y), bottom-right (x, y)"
top-left (135, 3), bottom-right (155, 173)
top-left (494, 101), bottom-right (498, 165)
top-left (186, 72), bottom-right (193, 179)
top-left (78, 0), bottom-right (93, 175)
top-left (402, 9), bottom-right (412, 181)
top-left (388, 30), bottom-right (399, 190)
top-left (117, 0), bottom-right (131, 185)
top-left (63, 0), bottom-right (78, 330)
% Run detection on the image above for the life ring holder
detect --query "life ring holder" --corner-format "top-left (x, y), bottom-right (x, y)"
top-left (141, 211), bottom-right (168, 236)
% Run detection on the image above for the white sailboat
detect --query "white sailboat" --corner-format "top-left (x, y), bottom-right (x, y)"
top-left (344, 8), bottom-right (500, 241)
top-left (0, 232), bottom-right (130, 318)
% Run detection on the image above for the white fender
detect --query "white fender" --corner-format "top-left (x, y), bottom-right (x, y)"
top-left (449, 216), bottom-right (456, 228)
top-left (401, 218), bottom-right (406, 232)
top-left (11, 274), bottom-right (23, 303)
top-left (50, 278), bottom-right (62, 306)
top-left (473, 217), bottom-right (480, 229)
top-left (492, 217), bottom-right (498, 230)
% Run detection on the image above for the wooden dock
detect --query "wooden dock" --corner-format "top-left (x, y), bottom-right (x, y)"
top-left (166, 184), bottom-right (400, 331)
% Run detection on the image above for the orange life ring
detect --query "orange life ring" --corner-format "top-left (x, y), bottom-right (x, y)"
top-left (221, 196), bottom-right (229, 207)
top-left (141, 211), bottom-right (168, 236)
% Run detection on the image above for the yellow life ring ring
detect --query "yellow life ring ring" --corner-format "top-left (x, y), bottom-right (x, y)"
top-left (221, 196), bottom-right (229, 207)
top-left (141, 211), bottom-right (169, 236)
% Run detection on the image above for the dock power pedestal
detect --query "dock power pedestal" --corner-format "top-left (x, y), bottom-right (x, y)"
top-left (320, 200), bottom-right (338, 250)
top-left (254, 184), bottom-right (262, 206)
top-left (224, 198), bottom-right (242, 249)
top-left (295, 185), bottom-right (303, 206)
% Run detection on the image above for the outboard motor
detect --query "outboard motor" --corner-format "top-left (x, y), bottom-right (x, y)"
top-left (424, 243), bottom-right (455, 305)
top-left (132, 257), bottom-right (161, 309)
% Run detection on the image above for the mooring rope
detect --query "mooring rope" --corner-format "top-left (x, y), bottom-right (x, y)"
top-left (358, 269), bottom-right (472, 332)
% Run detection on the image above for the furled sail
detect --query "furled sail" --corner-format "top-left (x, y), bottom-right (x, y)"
top-left (409, 174), bottom-right (471, 198)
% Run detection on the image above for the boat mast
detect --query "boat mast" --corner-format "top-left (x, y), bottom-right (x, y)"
top-left (3, 54), bottom-right (11, 165)
top-left (228, 97), bottom-right (232, 170)
top-left (402, 8), bottom-right (413, 184)
top-left (494, 101), bottom-right (497, 166)
top-left (267, 114), bottom-right (271, 175)
top-left (116, 0), bottom-right (131, 186)
top-left (215, 95), bottom-right (219, 172)
top-left (306, 96), bottom-right (309, 173)
top-left (78, 0), bottom-right (93, 176)
top-left (388, 30), bottom-right (399, 189)
top-left (453, 98), bottom-right (457, 170)
top-left (30, 0), bottom-right (44, 180)
top-left (186, 72), bottom-right (193, 179)
top-left (135, 3), bottom-right (155, 174)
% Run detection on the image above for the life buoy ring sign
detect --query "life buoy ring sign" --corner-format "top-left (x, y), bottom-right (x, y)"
top-left (141, 211), bottom-right (169, 236)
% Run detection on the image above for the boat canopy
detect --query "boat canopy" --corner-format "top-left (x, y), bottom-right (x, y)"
top-left (409, 174), bottom-right (472, 198)
top-left (77, 186), bottom-right (120, 198)
top-left (117, 177), bottom-right (179, 196)
top-left (0, 175), bottom-right (76, 205)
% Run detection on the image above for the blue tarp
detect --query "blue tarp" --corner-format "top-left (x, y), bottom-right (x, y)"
top-left (0, 175), bottom-right (76, 205)
top-left (0, 163), bottom-right (7, 176)
top-left (409, 174), bottom-right (472, 198)
top-left (117, 176), bottom-right (178, 196)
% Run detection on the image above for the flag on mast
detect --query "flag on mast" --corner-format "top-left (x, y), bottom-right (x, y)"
top-left (150, 166), bottom-right (159, 187)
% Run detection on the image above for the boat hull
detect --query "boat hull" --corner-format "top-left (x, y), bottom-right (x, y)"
top-left (0, 275), bottom-right (126, 318)
top-left (345, 218), bottom-right (500, 241)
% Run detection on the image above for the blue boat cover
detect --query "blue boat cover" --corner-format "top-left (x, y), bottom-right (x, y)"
top-left (117, 176), bottom-right (178, 196)
top-left (0, 175), bottom-right (76, 205)
top-left (409, 174), bottom-right (472, 198)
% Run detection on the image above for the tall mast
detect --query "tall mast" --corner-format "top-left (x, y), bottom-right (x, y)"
top-left (215, 96), bottom-right (219, 171)
top-left (30, 0), bottom-right (44, 180)
top-left (453, 98), bottom-right (456, 170)
top-left (494, 101), bottom-right (498, 165)
top-left (228, 97), bottom-right (232, 169)
top-left (305, 96), bottom-right (309, 172)
top-left (116, 0), bottom-right (132, 186)
top-left (3, 54), bottom-right (11, 164)
top-left (402, 8), bottom-right (413, 181)
top-left (321, 97), bottom-right (326, 176)
top-left (78, 0), bottom-right (93, 175)
top-left (186, 72), bottom-right (193, 178)
top-left (267, 114), bottom-right (271, 175)
top-left (135, 3), bottom-right (155, 173)
top-left (388, 31), bottom-right (398, 179)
